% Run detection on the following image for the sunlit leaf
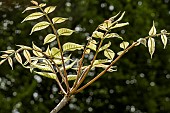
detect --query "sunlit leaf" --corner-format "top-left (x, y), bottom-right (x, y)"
top-left (67, 75), bottom-right (77, 81)
top-left (32, 42), bottom-right (42, 51)
top-left (117, 51), bottom-right (124, 56)
top-left (44, 46), bottom-right (51, 56)
top-left (102, 20), bottom-right (112, 28)
top-left (161, 34), bottom-right (167, 49)
top-left (104, 49), bottom-right (115, 60)
top-left (1, 50), bottom-right (15, 54)
top-left (8, 57), bottom-right (13, 70)
top-left (120, 41), bottom-right (129, 49)
top-left (99, 41), bottom-right (111, 52)
top-left (32, 43), bottom-right (43, 57)
top-left (23, 50), bottom-right (31, 62)
top-left (63, 42), bottom-right (84, 52)
top-left (0, 54), bottom-right (8, 58)
top-left (109, 11), bottom-right (121, 21)
top-left (34, 71), bottom-right (56, 79)
top-left (51, 47), bottom-right (60, 58)
top-left (115, 11), bottom-right (125, 22)
top-left (44, 6), bottom-right (56, 14)
top-left (85, 49), bottom-right (91, 54)
top-left (30, 21), bottom-right (50, 35)
top-left (149, 21), bottom-right (156, 36)
top-left (31, 0), bottom-right (38, 6)
top-left (53, 54), bottom-right (72, 65)
top-left (87, 43), bottom-right (96, 51)
top-left (148, 37), bottom-right (155, 59)
top-left (111, 22), bottom-right (129, 29)
top-left (93, 59), bottom-right (111, 65)
top-left (104, 33), bottom-right (120, 39)
top-left (137, 38), bottom-right (147, 47)
top-left (16, 45), bottom-right (32, 50)
top-left (52, 17), bottom-right (68, 24)
top-left (92, 31), bottom-right (104, 38)
top-left (22, 6), bottom-right (39, 13)
top-left (0, 59), bottom-right (7, 65)
top-left (44, 34), bottom-right (56, 44)
top-left (15, 52), bottom-right (22, 64)
top-left (39, 3), bottom-right (46, 7)
top-left (57, 28), bottom-right (74, 36)
top-left (94, 64), bottom-right (117, 72)
top-left (32, 64), bottom-right (53, 72)
top-left (60, 60), bottom-right (77, 71)
top-left (21, 12), bottom-right (44, 23)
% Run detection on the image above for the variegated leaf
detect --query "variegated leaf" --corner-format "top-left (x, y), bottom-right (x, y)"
top-left (31, 0), bottom-right (38, 6)
top-left (1, 50), bottom-right (15, 54)
top-left (44, 6), bottom-right (56, 14)
top-left (99, 41), bottom-right (111, 52)
top-left (137, 38), bottom-right (147, 47)
top-left (92, 31), bottom-right (104, 38)
top-left (120, 41), bottom-right (129, 49)
top-left (161, 34), bottom-right (167, 49)
top-left (0, 59), bottom-right (7, 65)
top-left (43, 34), bottom-right (56, 45)
top-left (63, 42), bottom-right (84, 52)
top-left (87, 43), bottom-right (96, 51)
top-left (30, 21), bottom-right (50, 35)
top-left (15, 52), bottom-right (22, 64)
top-left (52, 17), bottom-right (68, 24)
top-left (111, 22), bottom-right (129, 29)
top-left (21, 12), bottom-right (44, 23)
top-left (34, 71), bottom-right (56, 79)
top-left (57, 28), bottom-right (74, 36)
top-left (32, 64), bottom-right (53, 72)
top-left (44, 46), bottom-right (51, 56)
top-left (22, 6), bottom-right (39, 13)
top-left (8, 57), bottom-right (13, 70)
top-left (148, 37), bottom-right (155, 59)
top-left (39, 3), bottom-right (46, 7)
top-left (117, 51), bottom-right (124, 56)
top-left (51, 47), bottom-right (60, 58)
top-left (23, 50), bottom-right (31, 62)
top-left (115, 11), bottom-right (125, 22)
top-left (67, 75), bottom-right (77, 81)
top-left (93, 59), bottom-right (111, 65)
top-left (104, 33), bottom-right (120, 39)
top-left (0, 54), bottom-right (8, 58)
top-left (104, 49), bottom-right (115, 60)
top-left (94, 64), bottom-right (117, 72)
top-left (149, 21), bottom-right (156, 36)
top-left (32, 42), bottom-right (42, 51)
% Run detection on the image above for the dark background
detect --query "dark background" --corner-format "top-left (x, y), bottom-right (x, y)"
top-left (0, 0), bottom-right (170, 113)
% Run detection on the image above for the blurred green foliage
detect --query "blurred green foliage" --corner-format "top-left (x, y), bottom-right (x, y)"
top-left (0, 0), bottom-right (170, 113)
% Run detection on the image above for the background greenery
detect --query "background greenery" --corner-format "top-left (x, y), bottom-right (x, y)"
top-left (0, 0), bottom-right (170, 113)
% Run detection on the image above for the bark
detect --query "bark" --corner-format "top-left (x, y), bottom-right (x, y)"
top-left (50, 95), bottom-right (70, 113)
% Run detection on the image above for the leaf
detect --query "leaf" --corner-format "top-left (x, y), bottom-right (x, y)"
top-left (44, 6), bottom-right (56, 14)
top-left (32, 64), bottom-right (53, 72)
top-left (53, 54), bottom-right (72, 65)
top-left (21, 12), bottom-right (44, 23)
top-left (87, 43), bottom-right (96, 51)
top-left (0, 54), bottom-right (8, 58)
top-left (104, 33), bottom-right (120, 39)
top-left (63, 42), bottom-right (84, 52)
top-left (99, 41), bottom-right (111, 52)
top-left (23, 50), bottom-right (31, 62)
top-left (117, 51), bottom-right (124, 56)
top-left (44, 46), bottom-right (51, 56)
top-left (93, 59), bottom-right (112, 65)
top-left (148, 37), bottom-right (155, 59)
top-left (31, 0), bottom-right (38, 6)
top-left (60, 60), bottom-right (77, 71)
top-left (104, 49), bottom-right (115, 60)
top-left (32, 42), bottom-right (42, 51)
top-left (44, 34), bottom-right (56, 44)
top-left (34, 71), bottom-right (56, 79)
top-left (94, 64), bottom-right (117, 72)
top-left (57, 28), bottom-right (74, 36)
top-left (0, 59), bottom-right (7, 65)
top-left (52, 17), bottom-right (68, 24)
top-left (15, 52), bottom-right (22, 64)
top-left (1, 50), bottom-right (15, 54)
top-left (149, 21), bottom-right (156, 36)
top-left (85, 49), bottom-right (91, 54)
top-left (109, 11), bottom-right (121, 21)
top-left (30, 21), bottom-right (50, 35)
top-left (115, 11), bottom-right (125, 22)
top-left (67, 75), bottom-right (77, 81)
top-left (92, 31), bottom-right (104, 38)
top-left (111, 22), bottom-right (129, 29)
top-left (32, 43), bottom-right (43, 57)
top-left (137, 38), bottom-right (147, 47)
top-left (120, 41), bottom-right (129, 49)
top-left (51, 47), bottom-right (61, 58)
top-left (39, 3), bottom-right (46, 7)
top-left (22, 6), bottom-right (39, 13)
top-left (16, 45), bottom-right (32, 50)
top-left (161, 34), bottom-right (167, 49)
top-left (8, 57), bottom-right (13, 70)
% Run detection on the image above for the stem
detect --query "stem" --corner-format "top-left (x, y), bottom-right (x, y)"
top-left (50, 95), bottom-right (70, 113)
top-left (39, 7), bottom-right (70, 92)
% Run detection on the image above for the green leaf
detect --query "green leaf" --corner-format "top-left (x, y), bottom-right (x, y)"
top-left (67, 75), bottom-right (77, 81)
top-left (21, 12), bottom-right (44, 23)
top-left (104, 49), bottom-right (115, 60)
top-left (44, 34), bottom-right (56, 45)
top-left (148, 37), bottom-right (155, 59)
top-left (92, 31), bottom-right (104, 38)
top-left (44, 6), bottom-right (56, 14)
top-left (161, 34), bottom-right (167, 49)
top-left (15, 52), bottom-right (22, 64)
top-left (99, 41), bottom-right (111, 52)
top-left (120, 41), bottom-right (129, 49)
top-left (149, 21), bottom-right (156, 36)
top-left (57, 28), bottom-right (74, 36)
top-left (52, 17), bottom-right (68, 24)
top-left (51, 47), bottom-right (60, 58)
top-left (22, 6), bottom-right (39, 13)
top-left (111, 22), bottom-right (129, 29)
top-left (34, 71), bottom-right (56, 79)
top-left (30, 21), bottom-right (50, 35)
top-left (63, 42), bottom-right (84, 52)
